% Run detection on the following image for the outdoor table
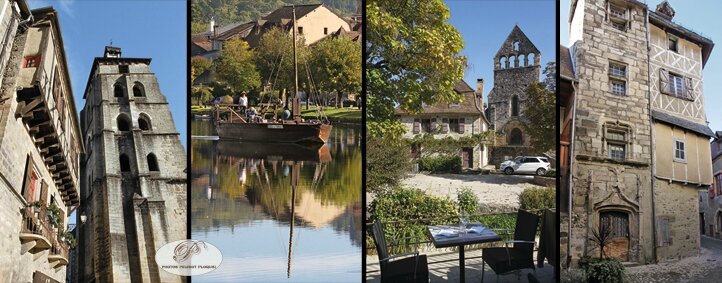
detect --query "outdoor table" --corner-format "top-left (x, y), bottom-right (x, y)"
top-left (426, 224), bottom-right (502, 283)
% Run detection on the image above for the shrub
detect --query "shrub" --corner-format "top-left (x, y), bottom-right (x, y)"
top-left (545, 169), bottom-right (557, 177)
top-left (579, 257), bottom-right (624, 283)
top-left (418, 154), bottom-right (461, 173)
top-left (519, 188), bottom-right (556, 210)
top-left (368, 187), bottom-right (458, 253)
top-left (366, 137), bottom-right (412, 194)
top-left (457, 187), bottom-right (479, 215)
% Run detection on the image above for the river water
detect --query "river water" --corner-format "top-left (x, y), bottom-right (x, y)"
top-left (190, 119), bottom-right (362, 282)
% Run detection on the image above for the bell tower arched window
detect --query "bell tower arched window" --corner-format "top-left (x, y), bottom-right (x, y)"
top-left (147, 153), bottom-right (159, 171)
top-left (114, 84), bottom-right (124, 97)
top-left (117, 114), bottom-right (131, 131)
top-left (120, 154), bottom-right (130, 172)
top-left (133, 82), bottom-right (145, 97)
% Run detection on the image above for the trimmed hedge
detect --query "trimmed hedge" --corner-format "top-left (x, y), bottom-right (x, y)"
top-left (579, 257), bottom-right (625, 283)
top-left (418, 154), bottom-right (461, 173)
top-left (367, 187), bottom-right (517, 254)
top-left (519, 188), bottom-right (556, 211)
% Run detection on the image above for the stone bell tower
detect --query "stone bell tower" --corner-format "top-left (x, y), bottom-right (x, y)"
top-left (76, 46), bottom-right (186, 283)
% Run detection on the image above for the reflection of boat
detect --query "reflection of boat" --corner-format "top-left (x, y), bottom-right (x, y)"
top-left (214, 6), bottom-right (331, 144)
top-left (217, 141), bottom-right (331, 163)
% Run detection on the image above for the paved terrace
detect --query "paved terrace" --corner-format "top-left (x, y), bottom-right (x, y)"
top-left (366, 248), bottom-right (556, 283)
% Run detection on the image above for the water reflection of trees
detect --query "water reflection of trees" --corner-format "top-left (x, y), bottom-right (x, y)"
top-left (190, 122), bottom-right (361, 244)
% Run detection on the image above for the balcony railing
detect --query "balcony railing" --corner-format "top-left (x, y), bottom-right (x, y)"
top-left (19, 206), bottom-right (53, 252)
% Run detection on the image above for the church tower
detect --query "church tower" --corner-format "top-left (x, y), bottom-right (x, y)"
top-left (76, 46), bottom-right (186, 282)
top-left (487, 25), bottom-right (541, 165)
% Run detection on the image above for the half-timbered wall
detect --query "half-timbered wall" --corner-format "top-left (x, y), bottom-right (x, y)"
top-left (649, 25), bottom-right (706, 123)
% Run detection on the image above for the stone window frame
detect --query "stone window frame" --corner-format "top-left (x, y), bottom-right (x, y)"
top-left (673, 138), bottom-right (687, 163)
top-left (659, 68), bottom-right (694, 101)
top-left (603, 122), bottom-right (633, 161)
top-left (607, 2), bottom-right (630, 32)
top-left (449, 118), bottom-right (461, 133)
top-left (608, 60), bottom-right (628, 96)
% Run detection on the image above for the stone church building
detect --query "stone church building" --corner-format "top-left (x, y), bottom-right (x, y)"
top-left (561, 0), bottom-right (714, 267)
top-left (75, 46), bottom-right (187, 282)
top-left (486, 25), bottom-right (542, 166)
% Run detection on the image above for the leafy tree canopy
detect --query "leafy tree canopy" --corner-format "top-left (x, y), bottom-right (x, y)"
top-left (255, 27), bottom-right (309, 94)
top-left (215, 38), bottom-right (261, 93)
top-left (367, 0), bottom-right (467, 139)
top-left (310, 37), bottom-right (362, 107)
top-left (524, 62), bottom-right (556, 154)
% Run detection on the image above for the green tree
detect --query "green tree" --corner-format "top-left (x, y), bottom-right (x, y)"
top-left (524, 81), bottom-right (556, 153)
top-left (191, 56), bottom-right (213, 82)
top-left (366, 136), bottom-right (412, 194)
top-left (215, 38), bottom-right (261, 94)
top-left (255, 27), bottom-right (309, 99)
top-left (310, 37), bottom-right (361, 108)
top-left (191, 85), bottom-right (214, 105)
top-left (367, 0), bottom-right (467, 139)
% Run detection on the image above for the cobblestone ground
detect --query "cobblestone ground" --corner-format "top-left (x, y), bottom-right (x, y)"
top-left (625, 236), bottom-right (722, 283)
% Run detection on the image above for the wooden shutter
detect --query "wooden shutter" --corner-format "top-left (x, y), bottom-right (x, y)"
top-left (442, 118), bottom-right (449, 133)
top-left (431, 118), bottom-right (437, 133)
top-left (685, 77), bottom-right (694, 100)
top-left (458, 119), bottom-right (465, 134)
top-left (657, 216), bottom-right (671, 246)
top-left (413, 119), bottom-right (420, 134)
top-left (659, 68), bottom-right (670, 95)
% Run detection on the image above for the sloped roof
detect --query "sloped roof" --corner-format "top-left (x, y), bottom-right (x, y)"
top-left (396, 80), bottom-right (483, 115)
top-left (652, 110), bottom-right (715, 137)
top-left (264, 4), bottom-right (323, 23)
top-left (560, 45), bottom-right (576, 81)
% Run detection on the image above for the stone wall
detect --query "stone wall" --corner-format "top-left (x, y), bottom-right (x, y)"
top-left (654, 179), bottom-right (702, 261)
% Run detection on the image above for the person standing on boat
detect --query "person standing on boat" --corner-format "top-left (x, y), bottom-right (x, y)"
top-left (238, 91), bottom-right (248, 114)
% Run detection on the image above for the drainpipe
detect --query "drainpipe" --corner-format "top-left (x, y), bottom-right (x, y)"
top-left (567, 79), bottom-right (578, 267)
top-left (645, 7), bottom-right (659, 263)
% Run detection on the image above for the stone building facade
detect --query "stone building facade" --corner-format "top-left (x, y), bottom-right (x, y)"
top-left (486, 25), bottom-right (541, 166)
top-left (0, 6), bottom-right (83, 283)
top-left (75, 46), bottom-right (187, 282)
top-left (700, 132), bottom-right (722, 238)
top-left (397, 80), bottom-right (490, 169)
top-left (562, 0), bottom-right (715, 267)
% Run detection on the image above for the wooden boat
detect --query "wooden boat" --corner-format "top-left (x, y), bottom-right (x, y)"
top-left (214, 6), bottom-right (331, 144)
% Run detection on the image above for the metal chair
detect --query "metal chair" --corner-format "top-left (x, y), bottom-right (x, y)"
top-left (370, 221), bottom-right (429, 283)
top-left (481, 209), bottom-right (540, 282)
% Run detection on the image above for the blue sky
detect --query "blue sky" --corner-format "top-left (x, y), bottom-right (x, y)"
top-left (28, 0), bottom-right (188, 147)
top-left (446, 0), bottom-right (556, 102)
top-left (560, 0), bottom-right (722, 134)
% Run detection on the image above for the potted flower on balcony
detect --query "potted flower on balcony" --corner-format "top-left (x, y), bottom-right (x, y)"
top-left (28, 201), bottom-right (41, 216)
top-left (58, 228), bottom-right (76, 248)
top-left (46, 203), bottom-right (62, 229)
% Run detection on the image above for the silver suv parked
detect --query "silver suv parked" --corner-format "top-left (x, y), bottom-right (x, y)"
top-left (500, 156), bottom-right (550, 176)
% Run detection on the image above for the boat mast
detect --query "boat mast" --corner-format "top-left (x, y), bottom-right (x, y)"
top-left (287, 161), bottom-right (300, 278)
top-left (292, 6), bottom-right (301, 122)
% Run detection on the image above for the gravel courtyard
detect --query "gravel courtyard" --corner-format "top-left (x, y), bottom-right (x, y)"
top-left (366, 173), bottom-right (547, 209)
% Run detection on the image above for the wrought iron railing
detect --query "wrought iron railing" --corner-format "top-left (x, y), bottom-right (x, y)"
top-left (20, 206), bottom-right (52, 241)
